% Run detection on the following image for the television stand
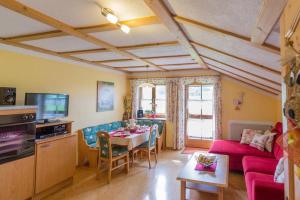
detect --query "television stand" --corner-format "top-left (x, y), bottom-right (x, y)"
top-left (37, 118), bottom-right (62, 124)
top-left (35, 120), bottom-right (73, 139)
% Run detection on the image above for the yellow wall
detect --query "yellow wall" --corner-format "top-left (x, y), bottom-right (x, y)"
top-left (221, 77), bottom-right (282, 139)
top-left (0, 49), bottom-right (128, 131)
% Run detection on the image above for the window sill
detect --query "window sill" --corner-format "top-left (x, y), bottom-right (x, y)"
top-left (137, 117), bottom-right (166, 121)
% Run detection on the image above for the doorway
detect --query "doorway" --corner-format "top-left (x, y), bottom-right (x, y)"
top-left (185, 84), bottom-right (214, 148)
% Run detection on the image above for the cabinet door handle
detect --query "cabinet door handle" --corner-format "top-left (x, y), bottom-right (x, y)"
top-left (40, 144), bottom-right (50, 148)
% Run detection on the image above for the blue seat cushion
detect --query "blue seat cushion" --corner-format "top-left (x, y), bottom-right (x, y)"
top-left (112, 146), bottom-right (128, 157)
top-left (136, 141), bottom-right (149, 148)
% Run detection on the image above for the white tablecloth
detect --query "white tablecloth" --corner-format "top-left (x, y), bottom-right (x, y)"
top-left (110, 130), bottom-right (150, 150)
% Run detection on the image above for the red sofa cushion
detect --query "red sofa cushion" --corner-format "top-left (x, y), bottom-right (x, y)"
top-left (271, 122), bottom-right (284, 160)
top-left (209, 140), bottom-right (274, 171)
top-left (245, 172), bottom-right (284, 200)
top-left (242, 156), bottom-right (278, 175)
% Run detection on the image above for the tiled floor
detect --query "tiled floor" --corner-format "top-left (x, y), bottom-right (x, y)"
top-left (46, 151), bottom-right (247, 200)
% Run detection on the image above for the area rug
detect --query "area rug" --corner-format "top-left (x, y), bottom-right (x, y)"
top-left (181, 147), bottom-right (208, 154)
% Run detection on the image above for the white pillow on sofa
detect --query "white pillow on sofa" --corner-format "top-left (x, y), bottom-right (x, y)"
top-left (240, 129), bottom-right (263, 144)
top-left (249, 134), bottom-right (269, 151)
top-left (274, 157), bottom-right (285, 183)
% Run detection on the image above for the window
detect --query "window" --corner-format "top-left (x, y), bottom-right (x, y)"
top-left (139, 85), bottom-right (166, 115)
top-left (186, 85), bottom-right (214, 139)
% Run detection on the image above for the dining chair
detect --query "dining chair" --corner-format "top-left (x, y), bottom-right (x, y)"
top-left (97, 131), bottom-right (129, 183)
top-left (132, 125), bottom-right (158, 169)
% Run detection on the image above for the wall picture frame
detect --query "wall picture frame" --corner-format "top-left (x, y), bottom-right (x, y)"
top-left (97, 81), bottom-right (115, 112)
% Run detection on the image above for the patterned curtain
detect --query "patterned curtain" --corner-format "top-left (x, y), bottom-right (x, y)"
top-left (166, 78), bottom-right (184, 150)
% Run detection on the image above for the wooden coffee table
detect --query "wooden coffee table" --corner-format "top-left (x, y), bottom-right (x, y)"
top-left (177, 152), bottom-right (229, 200)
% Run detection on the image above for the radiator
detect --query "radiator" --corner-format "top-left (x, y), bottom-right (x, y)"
top-left (228, 120), bottom-right (273, 141)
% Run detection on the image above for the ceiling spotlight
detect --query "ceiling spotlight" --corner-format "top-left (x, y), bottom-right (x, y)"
top-left (95, 2), bottom-right (131, 34)
top-left (101, 8), bottom-right (118, 24)
top-left (120, 24), bottom-right (130, 34)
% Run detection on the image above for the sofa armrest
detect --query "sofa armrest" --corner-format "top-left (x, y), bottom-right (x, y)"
top-left (252, 179), bottom-right (284, 200)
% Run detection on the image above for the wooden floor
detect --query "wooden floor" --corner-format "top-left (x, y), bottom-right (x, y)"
top-left (45, 151), bottom-right (247, 200)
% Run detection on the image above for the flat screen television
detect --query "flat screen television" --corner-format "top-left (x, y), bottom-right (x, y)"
top-left (25, 93), bottom-right (69, 122)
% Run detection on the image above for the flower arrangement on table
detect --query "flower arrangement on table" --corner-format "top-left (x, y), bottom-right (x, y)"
top-left (195, 154), bottom-right (217, 172)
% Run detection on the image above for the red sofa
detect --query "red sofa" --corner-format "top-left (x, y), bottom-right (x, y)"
top-left (209, 122), bottom-right (284, 200)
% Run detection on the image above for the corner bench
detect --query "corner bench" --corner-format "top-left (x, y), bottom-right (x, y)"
top-left (78, 119), bottom-right (166, 167)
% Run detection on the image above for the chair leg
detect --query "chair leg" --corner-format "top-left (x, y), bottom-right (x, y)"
top-left (139, 150), bottom-right (143, 160)
top-left (148, 150), bottom-right (151, 169)
top-left (154, 148), bottom-right (158, 164)
top-left (131, 151), bottom-right (134, 167)
top-left (126, 154), bottom-right (130, 173)
top-left (108, 161), bottom-right (112, 184)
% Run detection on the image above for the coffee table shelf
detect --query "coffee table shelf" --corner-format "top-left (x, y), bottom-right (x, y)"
top-left (176, 152), bottom-right (229, 200)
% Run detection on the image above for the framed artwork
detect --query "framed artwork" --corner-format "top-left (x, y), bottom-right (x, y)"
top-left (97, 81), bottom-right (115, 112)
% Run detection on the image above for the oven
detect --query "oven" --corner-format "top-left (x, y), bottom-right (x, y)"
top-left (0, 113), bottom-right (36, 164)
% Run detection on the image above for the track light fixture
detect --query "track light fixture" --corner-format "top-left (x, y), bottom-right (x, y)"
top-left (96, 2), bottom-right (131, 34)
top-left (120, 24), bottom-right (130, 34)
top-left (101, 8), bottom-right (118, 24)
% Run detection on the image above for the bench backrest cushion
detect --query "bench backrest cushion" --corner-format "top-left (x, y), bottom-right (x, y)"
top-left (82, 126), bottom-right (100, 145)
top-left (136, 119), bottom-right (165, 136)
top-left (82, 121), bottom-right (125, 145)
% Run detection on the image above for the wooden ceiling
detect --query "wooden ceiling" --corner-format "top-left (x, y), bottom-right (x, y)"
top-left (0, 0), bottom-right (286, 95)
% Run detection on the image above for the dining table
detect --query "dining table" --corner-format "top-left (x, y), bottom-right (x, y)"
top-left (109, 127), bottom-right (151, 150)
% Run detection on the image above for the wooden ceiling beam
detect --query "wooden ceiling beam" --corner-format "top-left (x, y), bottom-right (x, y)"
top-left (5, 16), bottom-right (160, 42)
top-left (144, 0), bottom-right (208, 68)
top-left (59, 48), bottom-right (107, 56)
top-left (94, 54), bottom-right (190, 63)
top-left (0, 38), bottom-right (126, 72)
top-left (191, 40), bottom-right (281, 75)
top-left (200, 54), bottom-right (281, 86)
top-left (208, 64), bottom-right (280, 95)
top-left (59, 41), bottom-right (179, 56)
top-left (251, 0), bottom-right (287, 44)
top-left (95, 58), bottom-right (133, 63)
top-left (143, 54), bottom-right (190, 59)
top-left (100, 53), bottom-right (280, 86)
top-left (62, 40), bottom-right (281, 77)
top-left (117, 62), bottom-right (198, 69)
top-left (0, 1), bottom-right (166, 71)
top-left (157, 62), bottom-right (197, 67)
top-left (174, 15), bottom-right (280, 55)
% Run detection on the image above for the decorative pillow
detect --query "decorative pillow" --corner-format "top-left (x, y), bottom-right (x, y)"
top-left (250, 134), bottom-right (269, 151)
top-left (274, 157), bottom-right (285, 183)
top-left (264, 130), bottom-right (277, 152)
top-left (240, 129), bottom-right (263, 144)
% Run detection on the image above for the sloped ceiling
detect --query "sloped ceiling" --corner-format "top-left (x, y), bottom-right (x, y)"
top-left (0, 0), bottom-right (285, 95)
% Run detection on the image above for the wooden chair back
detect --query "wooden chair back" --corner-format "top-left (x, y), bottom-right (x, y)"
top-left (148, 125), bottom-right (158, 148)
top-left (97, 131), bottom-right (112, 160)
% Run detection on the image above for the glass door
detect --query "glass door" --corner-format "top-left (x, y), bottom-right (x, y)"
top-left (185, 84), bottom-right (214, 148)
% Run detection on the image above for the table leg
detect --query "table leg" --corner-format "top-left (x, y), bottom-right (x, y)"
top-left (218, 187), bottom-right (224, 200)
top-left (180, 181), bottom-right (186, 200)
